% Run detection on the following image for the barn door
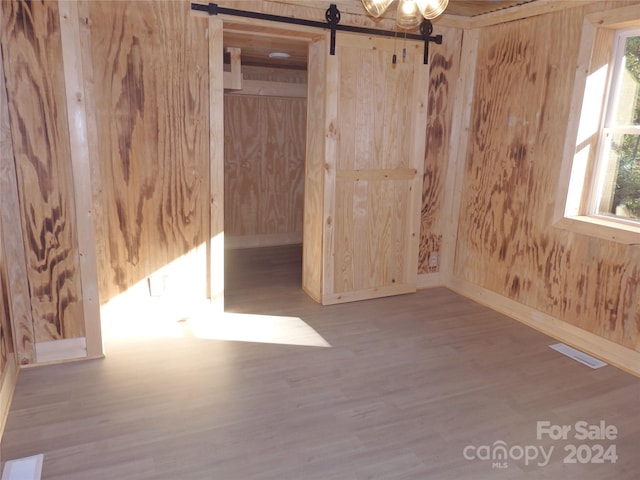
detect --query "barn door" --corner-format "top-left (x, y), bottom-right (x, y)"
top-left (321, 33), bottom-right (428, 305)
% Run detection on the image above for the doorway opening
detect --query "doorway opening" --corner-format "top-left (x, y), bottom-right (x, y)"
top-left (221, 29), bottom-right (310, 313)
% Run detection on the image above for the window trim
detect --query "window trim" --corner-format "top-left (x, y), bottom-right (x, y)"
top-left (554, 5), bottom-right (640, 245)
top-left (589, 28), bottom-right (640, 221)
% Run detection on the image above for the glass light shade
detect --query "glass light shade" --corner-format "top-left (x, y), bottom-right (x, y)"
top-left (396, 0), bottom-right (423, 29)
top-left (396, 0), bottom-right (422, 29)
top-left (417, 0), bottom-right (449, 20)
top-left (361, 0), bottom-right (394, 18)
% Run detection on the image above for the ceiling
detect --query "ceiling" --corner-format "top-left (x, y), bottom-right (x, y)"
top-left (223, 31), bottom-right (309, 71)
top-left (222, 0), bottom-right (538, 70)
top-left (443, 0), bottom-right (537, 17)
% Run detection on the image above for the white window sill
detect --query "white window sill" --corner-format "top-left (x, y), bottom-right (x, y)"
top-left (554, 216), bottom-right (640, 245)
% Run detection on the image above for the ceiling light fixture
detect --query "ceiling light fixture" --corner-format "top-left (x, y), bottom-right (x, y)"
top-left (361, 0), bottom-right (449, 29)
top-left (269, 52), bottom-right (291, 59)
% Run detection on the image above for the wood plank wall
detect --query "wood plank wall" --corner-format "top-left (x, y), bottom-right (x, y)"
top-left (0, 238), bottom-right (13, 378)
top-left (5, 0), bottom-right (635, 367)
top-left (419, 26), bottom-right (463, 275)
top-left (329, 35), bottom-right (425, 298)
top-left (0, 0), bottom-right (85, 342)
top-left (0, 41), bottom-right (34, 366)
top-left (0, 67), bottom-right (16, 383)
top-left (82, 0), bottom-right (210, 303)
top-left (302, 38), bottom-right (328, 302)
top-left (0, 44), bottom-right (22, 436)
top-left (0, 176), bottom-right (18, 438)
top-left (454, 1), bottom-right (640, 352)
top-left (224, 67), bottom-right (306, 247)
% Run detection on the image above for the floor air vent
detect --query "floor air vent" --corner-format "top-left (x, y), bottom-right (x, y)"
top-left (549, 343), bottom-right (607, 369)
top-left (1, 454), bottom-right (43, 480)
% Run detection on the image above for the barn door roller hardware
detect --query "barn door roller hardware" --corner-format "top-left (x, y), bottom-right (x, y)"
top-left (190, 3), bottom-right (442, 64)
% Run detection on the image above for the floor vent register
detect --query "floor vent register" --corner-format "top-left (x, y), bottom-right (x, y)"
top-left (549, 343), bottom-right (608, 369)
top-left (1, 454), bottom-right (43, 480)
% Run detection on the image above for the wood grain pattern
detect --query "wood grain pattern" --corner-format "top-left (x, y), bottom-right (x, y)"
top-left (587, 3), bottom-right (640, 29)
top-left (224, 93), bottom-right (306, 240)
top-left (84, 0), bottom-right (209, 303)
top-left (325, 33), bottom-right (427, 302)
top-left (0, 352), bottom-right (17, 445)
top-left (227, 66), bottom-right (308, 98)
top-left (215, 0), bottom-right (400, 31)
top-left (58, 1), bottom-right (102, 359)
top-left (321, 36), bottom-right (339, 304)
top-left (210, 17), bottom-right (225, 305)
top-left (224, 47), bottom-right (242, 90)
top-left (76, 0), bottom-right (107, 317)
top-left (223, 32), bottom-right (309, 70)
top-left (239, 66), bottom-right (307, 84)
top-left (0, 41), bottom-right (35, 365)
top-left (302, 37), bottom-right (327, 302)
top-left (440, 28), bottom-right (480, 286)
top-left (418, 25), bottom-right (463, 275)
top-left (446, 0), bottom-right (538, 17)
top-left (405, 35), bottom-right (430, 288)
top-left (0, 57), bottom-right (16, 376)
top-left (1, 0), bottom-right (85, 342)
top-left (0, 95), bottom-right (14, 380)
top-left (0, 223), bottom-right (13, 377)
top-left (455, 2), bottom-right (640, 352)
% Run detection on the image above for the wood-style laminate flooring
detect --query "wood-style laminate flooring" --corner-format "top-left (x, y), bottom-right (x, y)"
top-left (1, 245), bottom-right (639, 479)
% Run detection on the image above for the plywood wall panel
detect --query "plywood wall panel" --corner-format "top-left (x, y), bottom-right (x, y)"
top-left (455, 3), bottom-right (640, 352)
top-left (223, 94), bottom-right (306, 238)
top-left (0, 213), bottom-right (19, 434)
top-left (263, 96), bottom-right (306, 233)
top-left (0, 199), bottom-right (9, 370)
top-left (419, 26), bottom-right (463, 274)
top-left (0, 236), bottom-right (13, 374)
top-left (239, 66), bottom-right (307, 84)
top-left (85, 0), bottom-right (209, 302)
top-left (0, 42), bottom-right (35, 365)
top-left (0, 53), bottom-right (17, 371)
top-left (224, 96), bottom-right (262, 235)
top-left (1, 0), bottom-right (85, 342)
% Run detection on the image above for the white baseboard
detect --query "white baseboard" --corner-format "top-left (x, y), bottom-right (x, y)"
top-left (448, 278), bottom-right (640, 376)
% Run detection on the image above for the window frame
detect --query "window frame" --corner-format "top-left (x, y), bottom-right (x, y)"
top-left (588, 27), bottom-right (640, 224)
top-left (554, 6), bottom-right (640, 244)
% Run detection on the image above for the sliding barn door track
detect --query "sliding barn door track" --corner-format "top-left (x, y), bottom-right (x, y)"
top-left (191, 2), bottom-right (443, 64)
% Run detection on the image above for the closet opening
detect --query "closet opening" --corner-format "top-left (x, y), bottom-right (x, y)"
top-left (222, 31), bottom-right (310, 312)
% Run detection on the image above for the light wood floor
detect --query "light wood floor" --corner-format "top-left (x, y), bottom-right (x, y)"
top-left (2, 245), bottom-right (639, 479)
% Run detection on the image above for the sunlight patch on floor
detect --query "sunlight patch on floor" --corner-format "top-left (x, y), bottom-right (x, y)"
top-left (189, 311), bottom-right (331, 348)
top-left (102, 297), bottom-right (330, 348)
top-left (101, 289), bottom-right (200, 340)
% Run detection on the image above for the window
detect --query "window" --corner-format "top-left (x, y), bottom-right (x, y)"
top-left (592, 29), bottom-right (640, 224)
top-left (554, 6), bottom-right (640, 244)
